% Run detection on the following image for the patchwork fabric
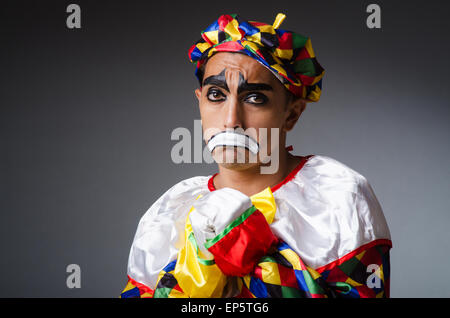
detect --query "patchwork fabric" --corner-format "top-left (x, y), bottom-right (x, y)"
top-left (120, 260), bottom-right (185, 298)
top-left (237, 241), bottom-right (391, 298)
top-left (239, 241), bottom-right (330, 298)
top-left (153, 260), bottom-right (186, 298)
top-left (188, 13), bottom-right (325, 102)
top-left (121, 241), bottom-right (391, 298)
top-left (120, 275), bottom-right (154, 298)
top-left (317, 243), bottom-right (391, 298)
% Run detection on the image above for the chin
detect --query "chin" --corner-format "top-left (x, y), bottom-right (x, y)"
top-left (212, 147), bottom-right (259, 170)
top-left (216, 161), bottom-right (259, 172)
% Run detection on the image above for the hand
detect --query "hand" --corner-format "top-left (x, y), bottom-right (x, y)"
top-left (189, 187), bottom-right (252, 255)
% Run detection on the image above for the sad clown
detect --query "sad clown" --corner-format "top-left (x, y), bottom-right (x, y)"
top-left (121, 13), bottom-right (392, 298)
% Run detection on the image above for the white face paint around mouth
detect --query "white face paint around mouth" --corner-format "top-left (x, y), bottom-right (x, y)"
top-left (206, 131), bottom-right (259, 155)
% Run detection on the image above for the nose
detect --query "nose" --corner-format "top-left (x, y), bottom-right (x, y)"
top-left (223, 68), bottom-right (244, 130)
top-left (223, 96), bottom-right (243, 130)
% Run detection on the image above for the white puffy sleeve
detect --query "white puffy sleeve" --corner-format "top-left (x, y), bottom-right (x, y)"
top-left (126, 176), bottom-right (209, 290)
top-left (271, 155), bottom-right (392, 270)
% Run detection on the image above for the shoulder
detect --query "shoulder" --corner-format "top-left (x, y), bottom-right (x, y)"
top-left (134, 175), bottom-right (210, 234)
top-left (301, 154), bottom-right (369, 189)
top-left (300, 155), bottom-right (390, 238)
top-left (273, 154), bottom-right (391, 268)
top-left (281, 154), bottom-right (378, 205)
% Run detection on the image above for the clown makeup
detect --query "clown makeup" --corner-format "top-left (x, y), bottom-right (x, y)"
top-left (202, 69), bottom-right (274, 100)
top-left (206, 130), bottom-right (260, 155)
top-left (196, 52), bottom-right (301, 174)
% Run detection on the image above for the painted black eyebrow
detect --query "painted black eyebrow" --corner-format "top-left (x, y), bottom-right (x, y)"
top-left (203, 69), bottom-right (229, 91)
top-left (203, 77), bottom-right (229, 91)
top-left (203, 69), bottom-right (273, 95)
top-left (236, 72), bottom-right (273, 94)
top-left (237, 82), bottom-right (273, 95)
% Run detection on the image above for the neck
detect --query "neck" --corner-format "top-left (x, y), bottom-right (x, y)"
top-left (213, 150), bottom-right (301, 197)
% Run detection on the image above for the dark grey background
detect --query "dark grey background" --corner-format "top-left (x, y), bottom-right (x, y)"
top-left (1, 0), bottom-right (449, 297)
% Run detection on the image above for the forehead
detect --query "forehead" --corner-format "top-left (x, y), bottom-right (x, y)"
top-left (203, 52), bottom-right (278, 83)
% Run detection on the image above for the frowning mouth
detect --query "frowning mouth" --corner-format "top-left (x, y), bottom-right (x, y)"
top-left (206, 131), bottom-right (259, 154)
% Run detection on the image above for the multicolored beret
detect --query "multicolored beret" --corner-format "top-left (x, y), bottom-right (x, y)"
top-left (188, 13), bottom-right (325, 102)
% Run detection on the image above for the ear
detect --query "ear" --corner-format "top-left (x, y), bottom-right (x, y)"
top-left (284, 97), bottom-right (307, 132)
top-left (195, 88), bottom-right (202, 103)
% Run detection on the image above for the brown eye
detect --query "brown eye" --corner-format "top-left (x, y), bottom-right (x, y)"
top-left (245, 93), bottom-right (268, 105)
top-left (207, 88), bottom-right (225, 102)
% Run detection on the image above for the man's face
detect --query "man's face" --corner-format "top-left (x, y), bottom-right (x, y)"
top-left (195, 52), bottom-right (305, 171)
